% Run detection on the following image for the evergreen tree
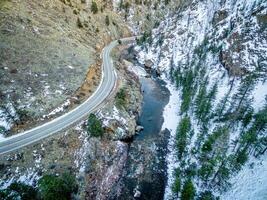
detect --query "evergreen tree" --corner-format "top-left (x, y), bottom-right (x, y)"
top-left (238, 99), bottom-right (267, 154)
top-left (172, 176), bottom-right (181, 195)
top-left (215, 77), bottom-right (235, 120)
top-left (230, 75), bottom-right (256, 114)
top-left (0, 182), bottom-right (38, 200)
top-left (38, 173), bottom-right (78, 200)
top-left (87, 113), bottom-right (104, 137)
top-left (181, 179), bottom-right (195, 200)
top-left (176, 116), bottom-right (191, 159)
top-left (195, 81), bottom-right (217, 124)
top-left (198, 161), bottom-right (215, 182)
top-left (180, 68), bottom-right (195, 114)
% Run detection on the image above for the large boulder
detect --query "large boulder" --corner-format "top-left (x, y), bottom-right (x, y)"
top-left (212, 9), bottom-right (229, 25)
top-left (144, 59), bottom-right (154, 69)
top-left (135, 125), bottom-right (144, 132)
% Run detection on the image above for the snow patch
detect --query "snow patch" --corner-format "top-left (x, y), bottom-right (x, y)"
top-left (43, 99), bottom-right (71, 118)
top-left (128, 64), bottom-right (147, 77)
top-left (161, 75), bottom-right (181, 200)
top-left (222, 154), bottom-right (267, 200)
top-left (252, 81), bottom-right (267, 112)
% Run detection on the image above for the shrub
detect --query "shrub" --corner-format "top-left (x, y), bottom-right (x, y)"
top-left (136, 31), bottom-right (152, 45)
top-left (77, 17), bottom-right (83, 28)
top-left (115, 88), bottom-right (127, 108)
top-left (0, 182), bottom-right (38, 200)
top-left (87, 113), bottom-right (104, 137)
top-left (17, 109), bottom-right (31, 122)
top-left (164, 0), bottom-right (170, 5)
top-left (38, 173), bottom-right (78, 200)
top-left (105, 15), bottom-right (110, 26)
top-left (91, 1), bottom-right (98, 14)
top-left (124, 1), bottom-right (130, 12)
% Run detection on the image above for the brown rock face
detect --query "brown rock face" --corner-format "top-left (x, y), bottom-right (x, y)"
top-left (219, 31), bottom-right (249, 76)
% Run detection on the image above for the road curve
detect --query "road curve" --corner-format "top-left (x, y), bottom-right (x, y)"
top-left (0, 37), bottom-right (136, 155)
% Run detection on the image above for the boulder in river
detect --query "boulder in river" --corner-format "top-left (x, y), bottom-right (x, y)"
top-left (144, 59), bottom-right (154, 69)
top-left (134, 188), bottom-right (141, 198)
top-left (135, 125), bottom-right (144, 132)
top-left (156, 68), bottom-right (161, 76)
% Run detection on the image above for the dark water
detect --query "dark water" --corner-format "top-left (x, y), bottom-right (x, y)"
top-left (136, 77), bottom-right (170, 140)
top-left (118, 75), bottom-right (170, 200)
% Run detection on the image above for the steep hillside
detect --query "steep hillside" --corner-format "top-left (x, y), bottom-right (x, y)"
top-left (1, 0), bottom-right (266, 199)
top-left (135, 0), bottom-right (267, 199)
top-left (114, 0), bottom-right (184, 33)
top-left (0, 0), bottom-right (130, 136)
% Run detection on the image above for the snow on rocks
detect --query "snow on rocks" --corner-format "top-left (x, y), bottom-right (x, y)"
top-left (0, 170), bottom-right (40, 189)
top-left (0, 103), bottom-right (18, 139)
top-left (74, 123), bottom-right (89, 173)
top-left (43, 99), bottom-right (71, 118)
top-left (100, 106), bottom-right (127, 127)
top-left (127, 64), bottom-right (147, 77)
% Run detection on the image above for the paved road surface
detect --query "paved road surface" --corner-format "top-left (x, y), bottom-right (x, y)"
top-left (0, 37), bottom-right (136, 155)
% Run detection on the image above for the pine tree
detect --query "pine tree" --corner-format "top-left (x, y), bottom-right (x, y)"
top-left (195, 80), bottom-right (208, 121)
top-left (216, 77), bottom-right (235, 119)
top-left (195, 81), bottom-right (217, 124)
top-left (176, 116), bottom-right (191, 159)
top-left (251, 101), bottom-right (267, 155)
top-left (238, 98), bottom-right (267, 154)
top-left (231, 75), bottom-right (256, 114)
top-left (180, 68), bottom-right (195, 114)
top-left (181, 179), bottom-right (195, 200)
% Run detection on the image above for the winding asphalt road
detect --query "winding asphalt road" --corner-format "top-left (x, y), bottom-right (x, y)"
top-left (0, 37), bottom-right (136, 155)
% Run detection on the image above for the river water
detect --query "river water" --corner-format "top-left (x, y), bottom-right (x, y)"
top-left (118, 74), bottom-right (170, 200)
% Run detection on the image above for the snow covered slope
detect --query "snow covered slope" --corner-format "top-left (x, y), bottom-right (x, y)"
top-left (135, 0), bottom-right (267, 199)
top-left (222, 153), bottom-right (267, 200)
